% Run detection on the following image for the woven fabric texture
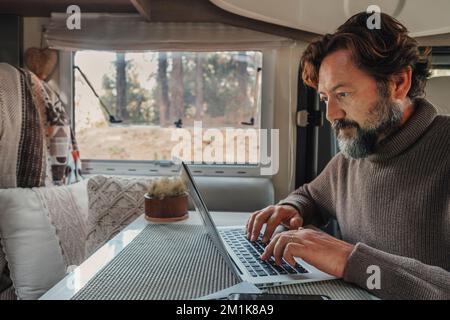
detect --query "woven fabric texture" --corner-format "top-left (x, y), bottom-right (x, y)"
top-left (85, 175), bottom-right (155, 257)
top-left (72, 224), bottom-right (376, 300)
top-left (74, 224), bottom-right (239, 300)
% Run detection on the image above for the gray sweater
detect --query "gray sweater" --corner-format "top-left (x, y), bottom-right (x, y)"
top-left (279, 98), bottom-right (450, 300)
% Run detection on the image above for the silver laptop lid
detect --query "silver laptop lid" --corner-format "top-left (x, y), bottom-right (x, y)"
top-left (180, 162), bottom-right (242, 280)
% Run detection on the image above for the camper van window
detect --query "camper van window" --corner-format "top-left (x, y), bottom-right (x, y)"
top-left (74, 50), bottom-right (263, 166)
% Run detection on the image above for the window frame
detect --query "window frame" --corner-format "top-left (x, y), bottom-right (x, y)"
top-left (430, 46), bottom-right (450, 68)
top-left (69, 49), bottom-right (276, 177)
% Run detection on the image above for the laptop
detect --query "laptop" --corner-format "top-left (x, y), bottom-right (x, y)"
top-left (180, 162), bottom-right (335, 288)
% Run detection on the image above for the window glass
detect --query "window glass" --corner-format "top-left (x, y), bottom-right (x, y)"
top-left (74, 51), bottom-right (262, 164)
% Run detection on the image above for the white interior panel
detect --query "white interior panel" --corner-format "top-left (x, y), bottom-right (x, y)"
top-left (210, 0), bottom-right (450, 37)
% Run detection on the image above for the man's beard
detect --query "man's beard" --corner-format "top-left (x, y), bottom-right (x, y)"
top-left (332, 96), bottom-right (403, 159)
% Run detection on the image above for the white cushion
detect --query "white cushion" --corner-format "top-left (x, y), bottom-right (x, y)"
top-left (0, 180), bottom-right (89, 300)
top-left (0, 189), bottom-right (66, 300)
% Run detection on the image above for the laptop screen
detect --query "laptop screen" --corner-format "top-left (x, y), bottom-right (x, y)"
top-left (180, 162), bottom-right (242, 279)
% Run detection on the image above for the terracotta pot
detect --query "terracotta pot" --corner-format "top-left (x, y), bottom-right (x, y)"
top-left (144, 193), bottom-right (189, 222)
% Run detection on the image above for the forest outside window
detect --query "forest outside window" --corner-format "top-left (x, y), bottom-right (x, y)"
top-left (74, 50), bottom-right (263, 165)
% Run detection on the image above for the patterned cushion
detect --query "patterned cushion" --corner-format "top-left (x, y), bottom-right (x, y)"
top-left (0, 252), bottom-right (13, 300)
top-left (35, 180), bottom-right (89, 267)
top-left (0, 285), bottom-right (16, 300)
top-left (0, 251), bottom-right (7, 291)
top-left (85, 175), bottom-right (154, 257)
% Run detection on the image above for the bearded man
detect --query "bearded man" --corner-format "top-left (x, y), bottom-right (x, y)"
top-left (246, 12), bottom-right (450, 300)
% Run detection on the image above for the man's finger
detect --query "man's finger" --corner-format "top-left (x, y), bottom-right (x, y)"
top-left (289, 215), bottom-right (303, 229)
top-left (250, 208), bottom-right (274, 242)
top-left (273, 234), bottom-right (294, 265)
top-left (260, 233), bottom-right (281, 260)
top-left (261, 211), bottom-right (282, 243)
top-left (246, 210), bottom-right (261, 239)
top-left (283, 243), bottom-right (305, 267)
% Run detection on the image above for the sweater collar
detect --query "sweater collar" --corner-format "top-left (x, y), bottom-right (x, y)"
top-left (367, 98), bottom-right (437, 162)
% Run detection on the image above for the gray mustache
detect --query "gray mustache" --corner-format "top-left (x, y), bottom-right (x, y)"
top-left (332, 119), bottom-right (359, 131)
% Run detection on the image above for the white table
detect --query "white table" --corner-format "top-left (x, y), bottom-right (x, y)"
top-left (40, 211), bottom-right (250, 300)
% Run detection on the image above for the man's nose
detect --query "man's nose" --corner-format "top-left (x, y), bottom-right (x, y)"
top-left (325, 99), bottom-right (346, 123)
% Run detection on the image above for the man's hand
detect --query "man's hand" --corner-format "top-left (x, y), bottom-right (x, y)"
top-left (246, 205), bottom-right (303, 243)
top-left (260, 228), bottom-right (355, 278)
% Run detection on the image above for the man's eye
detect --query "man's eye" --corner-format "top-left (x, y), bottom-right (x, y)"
top-left (337, 92), bottom-right (349, 99)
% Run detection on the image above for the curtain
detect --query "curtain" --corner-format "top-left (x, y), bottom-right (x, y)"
top-left (45, 13), bottom-right (294, 51)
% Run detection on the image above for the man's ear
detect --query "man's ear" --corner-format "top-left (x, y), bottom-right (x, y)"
top-left (389, 66), bottom-right (413, 101)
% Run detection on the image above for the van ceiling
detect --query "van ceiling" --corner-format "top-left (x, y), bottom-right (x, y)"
top-left (210, 0), bottom-right (450, 37)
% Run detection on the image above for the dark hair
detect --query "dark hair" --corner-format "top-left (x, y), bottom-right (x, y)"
top-left (301, 12), bottom-right (431, 100)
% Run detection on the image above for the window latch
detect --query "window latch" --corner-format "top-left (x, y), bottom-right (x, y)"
top-left (296, 110), bottom-right (324, 128)
top-left (241, 117), bottom-right (255, 126)
top-left (174, 119), bottom-right (183, 128)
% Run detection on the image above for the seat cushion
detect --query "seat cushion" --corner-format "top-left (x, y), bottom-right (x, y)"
top-left (194, 176), bottom-right (274, 212)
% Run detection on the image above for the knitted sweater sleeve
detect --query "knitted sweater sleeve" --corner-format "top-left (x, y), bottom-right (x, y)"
top-left (344, 243), bottom-right (450, 300)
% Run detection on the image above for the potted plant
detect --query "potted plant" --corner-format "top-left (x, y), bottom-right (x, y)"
top-left (144, 176), bottom-right (189, 222)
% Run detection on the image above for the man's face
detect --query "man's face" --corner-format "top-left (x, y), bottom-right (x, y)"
top-left (318, 49), bottom-right (403, 159)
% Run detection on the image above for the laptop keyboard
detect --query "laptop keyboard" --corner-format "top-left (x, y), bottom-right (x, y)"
top-left (219, 229), bottom-right (309, 277)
